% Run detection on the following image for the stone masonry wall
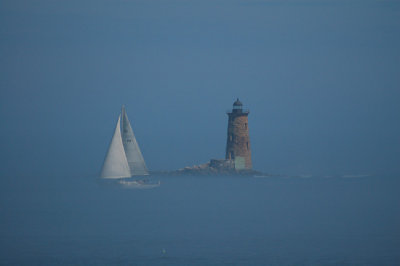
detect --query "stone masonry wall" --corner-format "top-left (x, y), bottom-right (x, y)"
top-left (225, 114), bottom-right (252, 169)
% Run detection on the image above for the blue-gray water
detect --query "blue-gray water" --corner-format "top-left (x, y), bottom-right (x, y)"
top-left (1, 175), bottom-right (399, 265)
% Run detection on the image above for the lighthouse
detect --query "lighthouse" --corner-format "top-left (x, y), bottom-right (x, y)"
top-left (225, 99), bottom-right (252, 170)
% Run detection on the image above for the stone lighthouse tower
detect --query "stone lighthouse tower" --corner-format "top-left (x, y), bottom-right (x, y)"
top-left (225, 99), bottom-right (252, 170)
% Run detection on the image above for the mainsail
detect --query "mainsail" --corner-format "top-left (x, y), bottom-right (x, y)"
top-left (121, 106), bottom-right (149, 176)
top-left (100, 115), bottom-right (131, 179)
top-left (101, 106), bottom-right (149, 178)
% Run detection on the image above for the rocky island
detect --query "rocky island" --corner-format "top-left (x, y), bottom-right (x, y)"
top-left (153, 99), bottom-right (264, 176)
top-left (152, 159), bottom-right (263, 176)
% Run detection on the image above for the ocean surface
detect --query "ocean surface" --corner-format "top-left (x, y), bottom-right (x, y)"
top-left (1, 174), bottom-right (399, 265)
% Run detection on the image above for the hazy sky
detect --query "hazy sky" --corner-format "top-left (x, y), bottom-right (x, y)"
top-left (0, 0), bottom-right (399, 177)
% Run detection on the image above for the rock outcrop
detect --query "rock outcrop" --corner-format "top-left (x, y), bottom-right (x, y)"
top-left (152, 159), bottom-right (263, 176)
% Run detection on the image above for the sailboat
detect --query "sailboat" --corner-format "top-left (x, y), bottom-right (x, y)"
top-left (101, 106), bottom-right (149, 179)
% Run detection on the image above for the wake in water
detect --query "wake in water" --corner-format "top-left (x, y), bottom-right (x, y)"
top-left (97, 177), bottom-right (161, 189)
top-left (118, 179), bottom-right (161, 189)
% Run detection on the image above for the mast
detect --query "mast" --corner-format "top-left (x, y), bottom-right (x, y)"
top-left (121, 106), bottom-right (149, 176)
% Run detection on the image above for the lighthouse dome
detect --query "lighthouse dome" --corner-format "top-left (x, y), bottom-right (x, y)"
top-left (233, 98), bottom-right (243, 106)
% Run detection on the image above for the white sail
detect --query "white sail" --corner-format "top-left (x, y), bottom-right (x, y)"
top-left (101, 115), bottom-right (131, 179)
top-left (121, 106), bottom-right (149, 176)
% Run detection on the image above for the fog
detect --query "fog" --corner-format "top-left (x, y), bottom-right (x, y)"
top-left (1, 0), bottom-right (399, 178)
top-left (1, 1), bottom-right (400, 264)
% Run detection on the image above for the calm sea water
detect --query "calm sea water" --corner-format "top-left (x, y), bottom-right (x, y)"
top-left (1, 174), bottom-right (399, 265)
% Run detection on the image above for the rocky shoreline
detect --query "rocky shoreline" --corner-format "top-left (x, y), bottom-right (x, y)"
top-left (150, 160), bottom-right (265, 176)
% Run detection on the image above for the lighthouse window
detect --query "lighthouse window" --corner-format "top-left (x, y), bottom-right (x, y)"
top-left (247, 142), bottom-right (249, 149)
top-left (244, 123), bottom-right (247, 129)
